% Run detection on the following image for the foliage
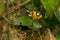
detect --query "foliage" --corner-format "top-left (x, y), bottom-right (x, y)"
top-left (8, 0), bottom-right (17, 4)
top-left (14, 15), bottom-right (40, 31)
top-left (40, 0), bottom-right (60, 18)
top-left (13, 0), bottom-right (60, 31)
top-left (0, 1), bottom-right (5, 19)
top-left (22, 0), bottom-right (36, 10)
top-left (41, 15), bottom-right (59, 30)
top-left (54, 7), bottom-right (60, 22)
top-left (54, 11), bottom-right (60, 22)
top-left (56, 35), bottom-right (60, 40)
top-left (0, 0), bottom-right (60, 40)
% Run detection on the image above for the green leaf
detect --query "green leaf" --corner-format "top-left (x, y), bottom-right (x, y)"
top-left (14, 16), bottom-right (40, 31)
top-left (33, 20), bottom-right (40, 31)
top-left (40, 0), bottom-right (60, 18)
top-left (41, 19), bottom-right (49, 26)
top-left (54, 11), bottom-right (60, 22)
top-left (54, 7), bottom-right (60, 22)
top-left (14, 16), bottom-right (30, 25)
top-left (56, 35), bottom-right (60, 40)
top-left (0, 1), bottom-right (5, 18)
top-left (41, 16), bottom-right (58, 30)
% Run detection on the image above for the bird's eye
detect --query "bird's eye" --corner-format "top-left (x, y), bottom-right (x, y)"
top-left (36, 13), bottom-right (40, 16)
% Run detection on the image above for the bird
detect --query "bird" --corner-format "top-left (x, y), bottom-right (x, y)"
top-left (28, 10), bottom-right (43, 20)
top-left (28, 0), bottom-right (45, 20)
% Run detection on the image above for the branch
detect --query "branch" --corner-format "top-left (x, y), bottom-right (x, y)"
top-left (9, 0), bottom-right (31, 14)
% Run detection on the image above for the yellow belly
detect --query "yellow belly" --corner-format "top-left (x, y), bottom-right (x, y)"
top-left (29, 11), bottom-right (43, 20)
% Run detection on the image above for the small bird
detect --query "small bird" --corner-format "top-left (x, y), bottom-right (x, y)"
top-left (28, 0), bottom-right (44, 20)
top-left (28, 10), bottom-right (43, 20)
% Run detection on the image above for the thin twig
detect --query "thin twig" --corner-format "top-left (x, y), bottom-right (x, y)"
top-left (9, 0), bottom-right (30, 14)
top-left (5, 0), bottom-right (11, 40)
top-left (20, 0), bottom-right (30, 6)
top-left (38, 30), bottom-right (42, 40)
top-left (3, 16), bottom-right (10, 23)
